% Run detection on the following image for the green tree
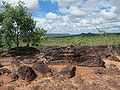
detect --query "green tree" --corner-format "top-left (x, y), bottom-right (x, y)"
top-left (22, 28), bottom-right (47, 47)
top-left (0, 1), bottom-right (46, 50)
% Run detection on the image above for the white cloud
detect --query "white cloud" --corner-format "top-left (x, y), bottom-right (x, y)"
top-left (1, 0), bottom-right (120, 34)
top-left (46, 12), bottom-right (61, 20)
top-left (65, 6), bottom-right (87, 17)
top-left (111, 0), bottom-right (120, 13)
top-left (100, 10), bottom-right (118, 20)
top-left (48, 0), bottom-right (82, 7)
top-left (0, 0), bottom-right (39, 10)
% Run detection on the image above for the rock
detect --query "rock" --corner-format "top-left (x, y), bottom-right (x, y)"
top-left (0, 52), bottom-right (12, 57)
top-left (15, 56), bottom-right (24, 62)
top-left (0, 63), bottom-right (3, 68)
top-left (49, 67), bottom-right (58, 76)
top-left (22, 59), bottom-right (37, 64)
top-left (11, 60), bottom-right (21, 67)
top-left (32, 61), bottom-right (52, 76)
top-left (0, 68), bottom-right (11, 75)
top-left (108, 55), bottom-right (120, 62)
top-left (93, 67), bottom-right (105, 74)
top-left (18, 66), bottom-right (37, 81)
top-left (9, 73), bottom-right (19, 82)
top-left (74, 46), bottom-right (106, 67)
top-left (40, 45), bottom-right (106, 67)
top-left (105, 64), bottom-right (120, 75)
top-left (60, 66), bottom-right (76, 78)
top-left (8, 47), bottom-right (40, 56)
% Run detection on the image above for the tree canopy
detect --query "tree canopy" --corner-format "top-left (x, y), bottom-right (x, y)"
top-left (0, 1), bottom-right (46, 50)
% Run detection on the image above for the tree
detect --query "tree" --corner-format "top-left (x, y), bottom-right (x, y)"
top-left (96, 27), bottom-right (106, 35)
top-left (0, 1), bottom-right (46, 50)
top-left (22, 28), bottom-right (47, 47)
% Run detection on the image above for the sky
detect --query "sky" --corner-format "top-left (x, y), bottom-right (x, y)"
top-left (0, 0), bottom-right (120, 34)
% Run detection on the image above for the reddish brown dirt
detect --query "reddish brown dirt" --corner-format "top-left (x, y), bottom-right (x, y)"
top-left (0, 56), bottom-right (120, 90)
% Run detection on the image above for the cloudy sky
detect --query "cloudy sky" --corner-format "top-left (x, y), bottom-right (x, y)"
top-left (0, 0), bottom-right (120, 34)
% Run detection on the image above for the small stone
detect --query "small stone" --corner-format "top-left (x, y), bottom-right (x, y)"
top-left (0, 63), bottom-right (3, 68)
top-left (9, 73), bottom-right (19, 82)
top-left (0, 68), bottom-right (11, 75)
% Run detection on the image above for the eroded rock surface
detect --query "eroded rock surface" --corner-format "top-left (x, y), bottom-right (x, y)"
top-left (60, 66), bottom-right (76, 78)
top-left (32, 61), bottom-right (52, 77)
top-left (18, 66), bottom-right (37, 81)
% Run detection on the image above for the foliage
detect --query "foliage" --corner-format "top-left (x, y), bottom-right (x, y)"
top-left (22, 28), bottom-right (47, 47)
top-left (0, 1), bottom-right (46, 50)
top-left (41, 34), bottom-right (120, 47)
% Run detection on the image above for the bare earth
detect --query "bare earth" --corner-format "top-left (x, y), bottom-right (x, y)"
top-left (0, 56), bottom-right (120, 90)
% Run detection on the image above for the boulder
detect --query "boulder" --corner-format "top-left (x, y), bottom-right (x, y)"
top-left (0, 68), bottom-right (11, 75)
top-left (74, 46), bottom-right (106, 67)
top-left (0, 63), bottom-right (3, 68)
top-left (32, 61), bottom-right (52, 77)
top-left (18, 66), bottom-right (37, 81)
top-left (60, 66), bottom-right (76, 78)
top-left (40, 46), bottom-right (106, 67)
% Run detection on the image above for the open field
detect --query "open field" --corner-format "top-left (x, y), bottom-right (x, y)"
top-left (41, 34), bottom-right (120, 47)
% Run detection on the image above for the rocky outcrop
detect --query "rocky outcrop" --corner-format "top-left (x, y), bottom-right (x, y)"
top-left (18, 66), bottom-right (37, 81)
top-left (1, 47), bottom-right (39, 57)
top-left (40, 45), bottom-right (108, 67)
top-left (60, 66), bottom-right (76, 78)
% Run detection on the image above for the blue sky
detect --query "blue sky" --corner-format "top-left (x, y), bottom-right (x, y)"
top-left (1, 0), bottom-right (120, 34)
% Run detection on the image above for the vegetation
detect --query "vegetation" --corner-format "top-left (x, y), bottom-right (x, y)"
top-left (0, 1), bottom-right (119, 52)
top-left (0, 1), bottom-right (46, 51)
top-left (41, 34), bottom-right (120, 47)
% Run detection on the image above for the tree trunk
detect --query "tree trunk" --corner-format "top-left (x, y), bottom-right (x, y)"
top-left (16, 34), bottom-right (19, 53)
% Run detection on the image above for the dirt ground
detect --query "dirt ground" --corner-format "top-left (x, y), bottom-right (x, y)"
top-left (0, 56), bottom-right (120, 90)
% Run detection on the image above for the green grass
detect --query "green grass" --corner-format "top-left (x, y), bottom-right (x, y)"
top-left (40, 34), bottom-right (120, 47)
top-left (0, 34), bottom-right (120, 52)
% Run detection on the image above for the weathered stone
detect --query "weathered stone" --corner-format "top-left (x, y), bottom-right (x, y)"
top-left (0, 52), bottom-right (12, 57)
top-left (9, 73), bottom-right (19, 82)
top-left (32, 61), bottom-right (52, 77)
top-left (11, 60), bottom-right (21, 67)
top-left (18, 66), bottom-right (37, 81)
top-left (60, 66), bottom-right (76, 78)
top-left (0, 63), bottom-right (3, 68)
top-left (105, 64), bottom-right (120, 75)
top-left (40, 45), bottom-right (107, 67)
top-left (0, 68), bottom-right (11, 75)
top-left (93, 67), bottom-right (105, 74)
top-left (22, 59), bottom-right (37, 64)
top-left (49, 67), bottom-right (58, 76)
